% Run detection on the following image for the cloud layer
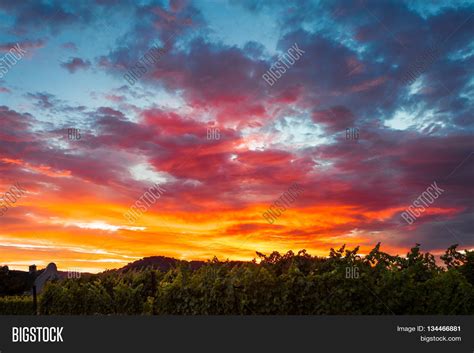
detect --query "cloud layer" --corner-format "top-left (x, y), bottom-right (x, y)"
top-left (0, 0), bottom-right (473, 272)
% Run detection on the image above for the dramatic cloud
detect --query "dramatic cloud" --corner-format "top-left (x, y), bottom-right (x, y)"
top-left (0, 0), bottom-right (472, 272)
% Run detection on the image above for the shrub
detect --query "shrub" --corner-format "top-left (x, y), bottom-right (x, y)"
top-left (0, 296), bottom-right (34, 315)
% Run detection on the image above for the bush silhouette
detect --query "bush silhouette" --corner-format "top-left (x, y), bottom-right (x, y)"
top-left (30, 244), bottom-right (474, 315)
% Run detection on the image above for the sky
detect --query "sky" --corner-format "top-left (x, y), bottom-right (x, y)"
top-left (0, 0), bottom-right (473, 273)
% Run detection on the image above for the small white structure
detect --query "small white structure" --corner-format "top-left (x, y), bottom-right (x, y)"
top-left (34, 263), bottom-right (59, 293)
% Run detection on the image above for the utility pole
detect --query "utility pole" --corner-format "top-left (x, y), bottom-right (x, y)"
top-left (32, 285), bottom-right (38, 315)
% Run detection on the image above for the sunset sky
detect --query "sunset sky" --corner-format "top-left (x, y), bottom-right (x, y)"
top-left (0, 0), bottom-right (473, 273)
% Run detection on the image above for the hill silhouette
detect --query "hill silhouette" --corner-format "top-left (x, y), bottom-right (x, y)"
top-left (113, 256), bottom-right (206, 273)
top-left (108, 256), bottom-right (245, 273)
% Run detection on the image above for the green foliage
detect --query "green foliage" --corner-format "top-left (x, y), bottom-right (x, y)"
top-left (0, 296), bottom-right (35, 314)
top-left (24, 244), bottom-right (474, 315)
